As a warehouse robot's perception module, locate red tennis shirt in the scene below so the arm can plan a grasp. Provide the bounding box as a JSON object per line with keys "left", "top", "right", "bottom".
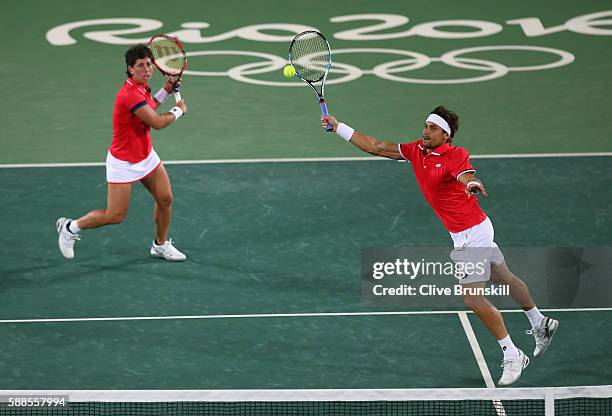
{"left": 109, "top": 78, "right": 158, "bottom": 163}
{"left": 399, "top": 140, "right": 487, "bottom": 233}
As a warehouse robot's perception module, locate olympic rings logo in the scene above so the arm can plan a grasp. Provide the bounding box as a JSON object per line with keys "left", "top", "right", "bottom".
{"left": 184, "top": 45, "right": 574, "bottom": 86}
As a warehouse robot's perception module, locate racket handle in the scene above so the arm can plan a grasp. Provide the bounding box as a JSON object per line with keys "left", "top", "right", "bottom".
{"left": 319, "top": 98, "right": 333, "bottom": 132}
{"left": 174, "top": 81, "right": 182, "bottom": 103}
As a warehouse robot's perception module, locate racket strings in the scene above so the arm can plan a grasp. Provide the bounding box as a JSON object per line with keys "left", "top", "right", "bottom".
{"left": 150, "top": 38, "right": 185, "bottom": 75}
{"left": 290, "top": 33, "right": 330, "bottom": 82}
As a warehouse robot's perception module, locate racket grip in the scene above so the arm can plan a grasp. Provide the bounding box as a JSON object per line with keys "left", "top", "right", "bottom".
{"left": 174, "top": 81, "right": 182, "bottom": 103}
{"left": 319, "top": 98, "right": 333, "bottom": 132}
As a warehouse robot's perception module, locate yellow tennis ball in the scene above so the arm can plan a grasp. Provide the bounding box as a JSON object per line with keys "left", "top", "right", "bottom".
{"left": 283, "top": 65, "right": 296, "bottom": 78}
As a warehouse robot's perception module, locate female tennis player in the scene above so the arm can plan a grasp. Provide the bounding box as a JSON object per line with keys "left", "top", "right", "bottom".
{"left": 321, "top": 107, "right": 558, "bottom": 386}
{"left": 57, "top": 44, "right": 187, "bottom": 261}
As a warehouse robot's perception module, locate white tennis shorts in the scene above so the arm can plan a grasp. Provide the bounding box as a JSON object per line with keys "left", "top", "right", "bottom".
{"left": 106, "top": 149, "right": 161, "bottom": 184}
{"left": 449, "top": 217, "right": 505, "bottom": 284}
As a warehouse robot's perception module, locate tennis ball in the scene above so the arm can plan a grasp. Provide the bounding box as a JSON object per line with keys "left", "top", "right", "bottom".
{"left": 283, "top": 65, "right": 296, "bottom": 78}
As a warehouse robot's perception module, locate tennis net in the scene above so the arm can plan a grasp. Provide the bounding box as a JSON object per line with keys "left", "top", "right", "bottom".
{"left": 1, "top": 386, "right": 610, "bottom": 415}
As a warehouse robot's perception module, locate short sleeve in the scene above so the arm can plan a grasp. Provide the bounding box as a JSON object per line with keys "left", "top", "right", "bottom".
{"left": 121, "top": 88, "right": 148, "bottom": 113}
{"left": 449, "top": 147, "right": 476, "bottom": 180}
{"left": 399, "top": 142, "right": 418, "bottom": 163}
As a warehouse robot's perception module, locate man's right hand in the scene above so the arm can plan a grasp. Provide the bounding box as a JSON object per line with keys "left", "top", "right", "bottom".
{"left": 176, "top": 100, "right": 188, "bottom": 115}
{"left": 321, "top": 115, "right": 338, "bottom": 132}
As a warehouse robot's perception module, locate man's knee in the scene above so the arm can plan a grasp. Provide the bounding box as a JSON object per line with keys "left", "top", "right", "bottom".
{"left": 463, "top": 293, "right": 486, "bottom": 311}
{"left": 492, "top": 262, "right": 525, "bottom": 285}
{"left": 491, "top": 262, "right": 511, "bottom": 283}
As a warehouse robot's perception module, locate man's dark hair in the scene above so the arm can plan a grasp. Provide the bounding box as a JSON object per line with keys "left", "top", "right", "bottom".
{"left": 125, "top": 44, "right": 154, "bottom": 77}
{"left": 431, "top": 106, "right": 459, "bottom": 139}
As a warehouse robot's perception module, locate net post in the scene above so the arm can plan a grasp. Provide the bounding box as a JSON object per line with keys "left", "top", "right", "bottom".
{"left": 545, "top": 388, "right": 555, "bottom": 416}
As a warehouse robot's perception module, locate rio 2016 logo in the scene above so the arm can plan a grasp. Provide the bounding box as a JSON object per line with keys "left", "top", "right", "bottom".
{"left": 46, "top": 11, "right": 612, "bottom": 85}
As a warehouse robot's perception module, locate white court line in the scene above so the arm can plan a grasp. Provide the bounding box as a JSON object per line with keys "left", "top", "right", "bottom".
{"left": 0, "top": 152, "right": 611, "bottom": 168}
{"left": 458, "top": 311, "right": 507, "bottom": 416}
{"left": 0, "top": 307, "right": 610, "bottom": 325}
{"left": 458, "top": 312, "right": 496, "bottom": 388}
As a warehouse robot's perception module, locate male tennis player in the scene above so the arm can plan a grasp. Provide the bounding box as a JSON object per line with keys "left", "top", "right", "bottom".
{"left": 57, "top": 44, "right": 187, "bottom": 261}
{"left": 321, "top": 107, "right": 558, "bottom": 386}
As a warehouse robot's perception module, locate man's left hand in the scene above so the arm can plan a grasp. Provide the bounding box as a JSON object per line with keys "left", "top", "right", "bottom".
{"left": 466, "top": 180, "right": 487, "bottom": 196}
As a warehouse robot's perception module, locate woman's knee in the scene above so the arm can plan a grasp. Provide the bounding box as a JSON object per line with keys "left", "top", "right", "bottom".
{"left": 157, "top": 192, "right": 173, "bottom": 208}
{"left": 106, "top": 210, "right": 128, "bottom": 224}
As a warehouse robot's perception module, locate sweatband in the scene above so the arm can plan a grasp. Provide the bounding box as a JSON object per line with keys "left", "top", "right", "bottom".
{"left": 169, "top": 106, "right": 184, "bottom": 120}
{"left": 466, "top": 181, "right": 481, "bottom": 190}
{"left": 426, "top": 114, "right": 452, "bottom": 137}
{"left": 336, "top": 123, "right": 355, "bottom": 142}
{"left": 154, "top": 88, "right": 169, "bottom": 104}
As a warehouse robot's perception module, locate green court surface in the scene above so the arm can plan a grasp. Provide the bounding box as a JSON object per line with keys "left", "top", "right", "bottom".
{"left": 1, "top": 0, "right": 611, "bottom": 411}
{"left": 2, "top": 0, "right": 612, "bottom": 164}
{"left": 1, "top": 158, "right": 611, "bottom": 391}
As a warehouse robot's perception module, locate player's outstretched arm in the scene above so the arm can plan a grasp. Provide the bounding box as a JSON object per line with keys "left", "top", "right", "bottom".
{"left": 134, "top": 100, "right": 188, "bottom": 130}
{"left": 321, "top": 115, "right": 403, "bottom": 160}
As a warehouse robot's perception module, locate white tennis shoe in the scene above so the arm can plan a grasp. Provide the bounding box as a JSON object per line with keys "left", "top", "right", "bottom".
{"left": 526, "top": 317, "right": 559, "bottom": 358}
{"left": 150, "top": 239, "right": 186, "bottom": 262}
{"left": 498, "top": 349, "right": 529, "bottom": 386}
{"left": 56, "top": 217, "right": 80, "bottom": 259}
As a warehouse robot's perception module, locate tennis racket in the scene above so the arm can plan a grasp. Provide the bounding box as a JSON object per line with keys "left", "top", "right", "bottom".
{"left": 148, "top": 34, "right": 187, "bottom": 103}
{"left": 288, "top": 31, "right": 333, "bottom": 131}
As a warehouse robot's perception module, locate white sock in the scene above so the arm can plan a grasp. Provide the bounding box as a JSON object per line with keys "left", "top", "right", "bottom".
{"left": 498, "top": 335, "right": 520, "bottom": 358}
{"left": 68, "top": 220, "right": 81, "bottom": 234}
{"left": 525, "top": 306, "right": 545, "bottom": 329}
